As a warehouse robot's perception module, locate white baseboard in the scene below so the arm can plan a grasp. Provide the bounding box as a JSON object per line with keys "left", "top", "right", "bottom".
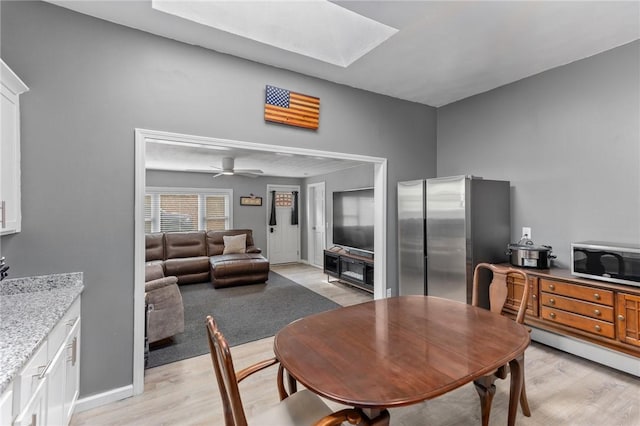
{"left": 74, "top": 385, "right": 133, "bottom": 413}
{"left": 530, "top": 327, "right": 640, "bottom": 377}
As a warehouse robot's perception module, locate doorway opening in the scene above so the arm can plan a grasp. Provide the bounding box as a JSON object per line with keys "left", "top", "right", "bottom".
{"left": 133, "top": 128, "right": 387, "bottom": 394}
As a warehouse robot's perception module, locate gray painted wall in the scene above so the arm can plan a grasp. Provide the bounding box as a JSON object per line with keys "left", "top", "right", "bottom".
{"left": 0, "top": 1, "right": 436, "bottom": 398}
{"left": 146, "top": 170, "right": 302, "bottom": 256}
{"left": 437, "top": 41, "right": 640, "bottom": 266}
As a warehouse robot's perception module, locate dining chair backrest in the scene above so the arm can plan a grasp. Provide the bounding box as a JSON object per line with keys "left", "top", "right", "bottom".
{"left": 471, "top": 263, "right": 530, "bottom": 324}
{"left": 206, "top": 315, "right": 248, "bottom": 426}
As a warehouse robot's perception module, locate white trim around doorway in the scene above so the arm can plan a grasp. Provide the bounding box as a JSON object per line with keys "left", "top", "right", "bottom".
{"left": 306, "top": 181, "right": 326, "bottom": 268}
{"left": 133, "top": 128, "right": 387, "bottom": 397}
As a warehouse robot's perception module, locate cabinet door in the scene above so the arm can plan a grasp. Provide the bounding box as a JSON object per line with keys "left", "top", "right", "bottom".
{"left": 0, "top": 388, "right": 12, "bottom": 426}
{"left": 46, "top": 344, "right": 66, "bottom": 426}
{"left": 13, "top": 379, "right": 46, "bottom": 426}
{"left": 617, "top": 293, "right": 640, "bottom": 347}
{"left": 64, "top": 320, "right": 80, "bottom": 424}
{"left": 0, "top": 60, "right": 28, "bottom": 236}
{"left": 0, "top": 84, "right": 21, "bottom": 235}
{"left": 323, "top": 251, "right": 340, "bottom": 277}
{"left": 505, "top": 275, "right": 538, "bottom": 317}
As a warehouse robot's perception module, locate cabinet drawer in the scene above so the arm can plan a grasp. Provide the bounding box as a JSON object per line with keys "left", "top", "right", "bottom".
{"left": 506, "top": 275, "right": 538, "bottom": 317}
{"left": 539, "top": 279, "right": 613, "bottom": 306}
{"left": 16, "top": 340, "right": 48, "bottom": 414}
{"left": 541, "top": 306, "right": 615, "bottom": 338}
{"left": 540, "top": 293, "right": 614, "bottom": 322}
{"left": 48, "top": 297, "right": 81, "bottom": 360}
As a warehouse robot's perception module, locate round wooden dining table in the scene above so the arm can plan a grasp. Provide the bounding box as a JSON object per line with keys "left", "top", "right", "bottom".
{"left": 273, "top": 295, "right": 531, "bottom": 426}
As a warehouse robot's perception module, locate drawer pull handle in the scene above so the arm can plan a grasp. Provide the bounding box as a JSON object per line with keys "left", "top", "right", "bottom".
{"left": 532, "top": 294, "right": 537, "bottom": 299}
{"left": 33, "top": 365, "right": 47, "bottom": 380}
{"left": 67, "top": 336, "right": 78, "bottom": 366}
{"left": 593, "top": 293, "right": 600, "bottom": 300}
{"left": 594, "top": 309, "right": 601, "bottom": 316}
{"left": 549, "top": 298, "right": 555, "bottom": 305}
{"left": 618, "top": 314, "right": 625, "bottom": 321}
{"left": 548, "top": 284, "right": 555, "bottom": 291}
{"left": 549, "top": 312, "right": 556, "bottom": 319}
{"left": 594, "top": 325, "right": 602, "bottom": 332}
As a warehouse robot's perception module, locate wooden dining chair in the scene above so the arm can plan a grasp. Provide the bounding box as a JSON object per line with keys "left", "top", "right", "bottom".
{"left": 471, "top": 263, "right": 532, "bottom": 426}
{"left": 206, "top": 315, "right": 371, "bottom": 426}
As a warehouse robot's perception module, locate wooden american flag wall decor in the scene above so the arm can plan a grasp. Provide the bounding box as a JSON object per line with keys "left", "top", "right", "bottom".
{"left": 264, "top": 85, "right": 320, "bottom": 130}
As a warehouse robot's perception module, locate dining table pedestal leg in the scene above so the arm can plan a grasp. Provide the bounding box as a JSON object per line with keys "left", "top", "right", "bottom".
{"left": 362, "top": 408, "right": 390, "bottom": 425}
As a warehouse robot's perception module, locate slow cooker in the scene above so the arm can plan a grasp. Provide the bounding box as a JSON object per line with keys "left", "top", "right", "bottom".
{"left": 506, "top": 237, "right": 556, "bottom": 269}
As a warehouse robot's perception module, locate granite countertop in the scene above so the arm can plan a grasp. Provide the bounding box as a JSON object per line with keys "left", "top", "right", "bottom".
{"left": 0, "top": 273, "right": 83, "bottom": 395}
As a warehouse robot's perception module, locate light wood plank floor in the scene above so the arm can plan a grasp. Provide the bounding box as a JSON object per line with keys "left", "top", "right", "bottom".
{"left": 71, "top": 264, "right": 639, "bottom": 426}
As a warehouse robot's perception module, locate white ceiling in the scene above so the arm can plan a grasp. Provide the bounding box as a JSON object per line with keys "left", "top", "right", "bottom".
{"left": 46, "top": 1, "right": 640, "bottom": 107}
{"left": 145, "top": 139, "right": 369, "bottom": 178}
{"left": 46, "top": 0, "right": 640, "bottom": 177}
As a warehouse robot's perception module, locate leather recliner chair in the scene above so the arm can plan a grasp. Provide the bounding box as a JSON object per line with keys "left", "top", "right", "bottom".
{"left": 145, "top": 263, "right": 185, "bottom": 344}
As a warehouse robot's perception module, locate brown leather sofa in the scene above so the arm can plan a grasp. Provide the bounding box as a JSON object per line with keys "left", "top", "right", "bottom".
{"left": 145, "top": 229, "right": 269, "bottom": 288}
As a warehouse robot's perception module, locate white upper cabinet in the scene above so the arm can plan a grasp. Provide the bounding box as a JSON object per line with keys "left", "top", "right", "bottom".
{"left": 1, "top": 59, "right": 29, "bottom": 235}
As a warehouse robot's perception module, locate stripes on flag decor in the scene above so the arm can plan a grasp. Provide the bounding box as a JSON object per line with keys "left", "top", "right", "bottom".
{"left": 264, "top": 85, "right": 320, "bottom": 130}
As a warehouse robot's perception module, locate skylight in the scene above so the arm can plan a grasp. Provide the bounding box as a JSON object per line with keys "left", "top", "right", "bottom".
{"left": 151, "top": 0, "right": 398, "bottom": 67}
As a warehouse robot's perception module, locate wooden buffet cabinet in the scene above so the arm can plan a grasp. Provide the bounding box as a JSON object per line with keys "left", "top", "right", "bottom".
{"left": 503, "top": 267, "right": 640, "bottom": 363}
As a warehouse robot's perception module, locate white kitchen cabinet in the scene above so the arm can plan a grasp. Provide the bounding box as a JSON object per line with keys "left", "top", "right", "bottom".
{"left": 0, "top": 389, "right": 13, "bottom": 425}
{"left": 13, "top": 379, "right": 45, "bottom": 426}
{"left": 7, "top": 297, "right": 81, "bottom": 426}
{"left": 45, "top": 346, "right": 66, "bottom": 426}
{"left": 63, "top": 320, "right": 80, "bottom": 425}
{"left": 0, "top": 59, "right": 29, "bottom": 235}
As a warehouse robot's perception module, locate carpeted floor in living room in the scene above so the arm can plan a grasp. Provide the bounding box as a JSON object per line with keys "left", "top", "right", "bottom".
{"left": 146, "top": 269, "right": 346, "bottom": 368}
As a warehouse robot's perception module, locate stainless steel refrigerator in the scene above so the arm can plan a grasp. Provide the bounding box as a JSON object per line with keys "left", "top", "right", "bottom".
{"left": 398, "top": 176, "right": 510, "bottom": 306}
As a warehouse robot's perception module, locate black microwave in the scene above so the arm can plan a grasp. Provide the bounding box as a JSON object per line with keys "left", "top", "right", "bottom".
{"left": 571, "top": 241, "right": 640, "bottom": 287}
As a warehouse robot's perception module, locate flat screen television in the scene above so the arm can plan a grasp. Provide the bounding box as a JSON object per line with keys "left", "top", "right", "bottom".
{"left": 332, "top": 188, "right": 374, "bottom": 253}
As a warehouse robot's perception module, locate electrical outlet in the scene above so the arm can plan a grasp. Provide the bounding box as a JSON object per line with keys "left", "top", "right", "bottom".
{"left": 386, "top": 288, "right": 392, "bottom": 298}
{"left": 522, "top": 227, "right": 532, "bottom": 239}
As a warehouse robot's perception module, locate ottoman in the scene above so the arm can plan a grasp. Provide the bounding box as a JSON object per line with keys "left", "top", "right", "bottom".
{"left": 209, "top": 253, "right": 270, "bottom": 288}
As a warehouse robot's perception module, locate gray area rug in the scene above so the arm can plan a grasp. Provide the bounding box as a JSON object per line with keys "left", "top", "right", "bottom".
{"left": 146, "top": 271, "right": 341, "bottom": 368}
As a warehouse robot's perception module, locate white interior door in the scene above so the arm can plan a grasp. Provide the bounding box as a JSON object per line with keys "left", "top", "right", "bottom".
{"left": 307, "top": 182, "right": 326, "bottom": 267}
{"left": 267, "top": 185, "right": 300, "bottom": 264}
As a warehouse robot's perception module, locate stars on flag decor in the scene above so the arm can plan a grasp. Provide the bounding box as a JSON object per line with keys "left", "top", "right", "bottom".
{"left": 264, "top": 85, "right": 320, "bottom": 130}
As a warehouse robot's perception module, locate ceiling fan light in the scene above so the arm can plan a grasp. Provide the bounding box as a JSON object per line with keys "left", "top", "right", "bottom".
{"left": 222, "top": 171, "right": 234, "bottom": 175}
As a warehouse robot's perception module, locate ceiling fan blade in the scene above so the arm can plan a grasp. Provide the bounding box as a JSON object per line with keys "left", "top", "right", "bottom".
{"left": 234, "top": 172, "right": 259, "bottom": 178}
{"left": 211, "top": 173, "right": 224, "bottom": 178}
{"left": 233, "top": 169, "right": 263, "bottom": 174}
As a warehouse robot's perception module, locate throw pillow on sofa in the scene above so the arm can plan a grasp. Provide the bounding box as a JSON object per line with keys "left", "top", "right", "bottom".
{"left": 223, "top": 234, "right": 246, "bottom": 254}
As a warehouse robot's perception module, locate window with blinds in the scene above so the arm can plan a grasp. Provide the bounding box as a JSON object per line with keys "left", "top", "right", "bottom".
{"left": 145, "top": 187, "right": 232, "bottom": 233}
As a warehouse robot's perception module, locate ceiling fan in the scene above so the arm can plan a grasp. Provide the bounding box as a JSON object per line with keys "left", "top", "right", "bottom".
{"left": 211, "top": 157, "right": 263, "bottom": 178}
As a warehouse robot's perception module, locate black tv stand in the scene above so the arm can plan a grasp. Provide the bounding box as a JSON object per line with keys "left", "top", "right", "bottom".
{"left": 323, "top": 249, "right": 374, "bottom": 293}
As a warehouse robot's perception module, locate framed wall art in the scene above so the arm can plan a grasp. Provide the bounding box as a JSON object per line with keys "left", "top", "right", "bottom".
{"left": 240, "top": 196, "right": 263, "bottom": 206}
